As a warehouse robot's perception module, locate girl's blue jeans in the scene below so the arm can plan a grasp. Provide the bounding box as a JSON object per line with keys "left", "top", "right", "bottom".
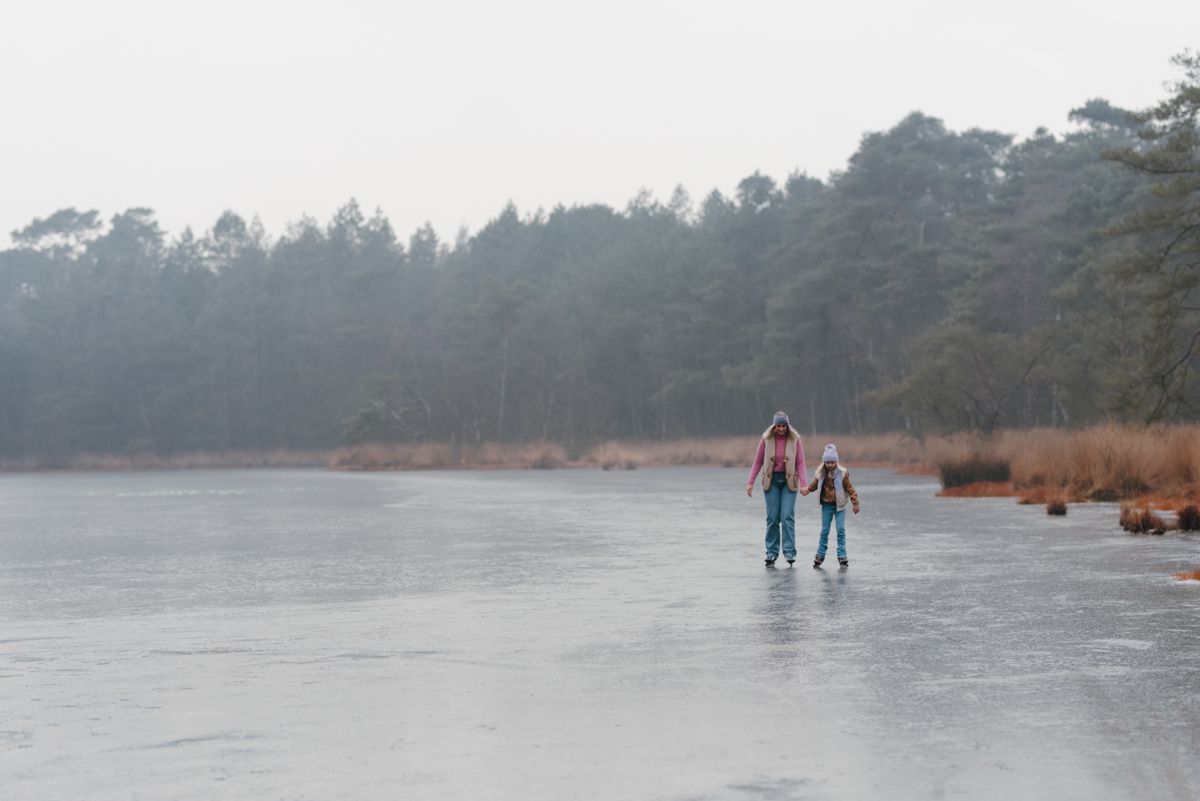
{"left": 816, "top": 502, "right": 847, "bottom": 560}
{"left": 763, "top": 472, "right": 797, "bottom": 559}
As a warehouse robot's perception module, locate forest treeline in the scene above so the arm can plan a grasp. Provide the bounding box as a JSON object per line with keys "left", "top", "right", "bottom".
{"left": 1, "top": 55, "right": 1198, "bottom": 462}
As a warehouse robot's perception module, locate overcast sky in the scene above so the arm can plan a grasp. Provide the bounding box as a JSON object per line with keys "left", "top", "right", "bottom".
{"left": 1, "top": 0, "right": 1196, "bottom": 247}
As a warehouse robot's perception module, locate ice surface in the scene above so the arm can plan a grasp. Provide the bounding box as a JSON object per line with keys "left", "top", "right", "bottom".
{"left": 1, "top": 467, "right": 1198, "bottom": 800}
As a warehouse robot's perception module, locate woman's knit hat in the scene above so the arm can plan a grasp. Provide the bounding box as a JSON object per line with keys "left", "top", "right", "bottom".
{"left": 772, "top": 411, "right": 789, "bottom": 426}
{"left": 822, "top": 443, "right": 839, "bottom": 462}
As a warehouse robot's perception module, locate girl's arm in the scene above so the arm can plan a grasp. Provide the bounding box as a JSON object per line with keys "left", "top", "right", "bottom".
{"left": 843, "top": 471, "right": 861, "bottom": 512}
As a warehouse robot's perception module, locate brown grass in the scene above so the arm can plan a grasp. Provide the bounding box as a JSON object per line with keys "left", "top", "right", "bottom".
{"left": 914, "top": 424, "right": 1200, "bottom": 510}
{"left": 1046, "top": 499, "right": 1068, "bottom": 516}
{"left": 1018, "top": 487, "right": 1052, "bottom": 505}
{"left": 1122, "top": 494, "right": 1197, "bottom": 511}
{"left": 581, "top": 437, "right": 748, "bottom": 468}
{"left": 1174, "top": 569, "right": 1200, "bottom": 581}
{"left": 587, "top": 441, "right": 642, "bottom": 470}
{"left": 1001, "top": 424, "right": 1200, "bottom": 502}
{"left": 10, "top": 424, "right": 1200, "bottom": 505}
{"left": 1177, "top": 505, "right": 1200, "bottom": 531}
{"left": 579, "top": 433, "right": 934, "bottom": 471}
{"left": 0, "top": 449, "right": 331, "bottom": 472}
{"left": 729, "top": 424, "right": 1200, "bottom": 508}
{"left": 919, "top": 424, "right": 1200, "bottom": 530}
{"left": 329, "top": 441, "right": 567, "bottom": 471}
{"left": 1119, "top": 503, "right": 1168, "bottom": 533}
{"left": 326, "top": 432, "right": 934, "bottom": 473}
{"left": 937, "top": 482, "right": 1015, "bottom": 498}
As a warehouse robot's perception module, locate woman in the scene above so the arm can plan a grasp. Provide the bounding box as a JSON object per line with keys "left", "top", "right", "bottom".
{"left": 745, "top": 411, "right": 806, "bottom": 566}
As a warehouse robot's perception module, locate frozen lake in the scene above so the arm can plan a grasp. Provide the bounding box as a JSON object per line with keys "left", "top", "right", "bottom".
{"left": 2, "top": 466, "right": 1198, "bottom": 800}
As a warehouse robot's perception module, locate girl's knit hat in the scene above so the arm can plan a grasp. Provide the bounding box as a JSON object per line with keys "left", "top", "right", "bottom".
{"left": 772, "top": 411, "right": 789, "bottom": 426}
{"left": 822, "top": 443, "right": 839, "bottom": 462}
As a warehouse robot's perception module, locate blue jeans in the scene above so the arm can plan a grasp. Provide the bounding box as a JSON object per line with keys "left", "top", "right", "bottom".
{"left": 816, "top": 503, "right": 847, "bottom": 560}
{"left": 763, "top": 473, "right": 797, "bottom": 559}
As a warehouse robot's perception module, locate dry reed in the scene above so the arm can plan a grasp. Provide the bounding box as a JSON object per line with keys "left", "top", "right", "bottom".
{"left": 1119, "top": 503, "right": 1168, "bottom": 533}
{"left": 8, "top": 425, "right": 1200, "bottom": 510}
{"left": 1176, "top": 505, "right": 1200, "bottom": 531}
{"left": 1004, "top": 424, "right": 1200, "bottom": 501}
{"left": 580, "top": 437, "right": 743, "bottom": 469}
{"left": 0, "top": 449, "right": 331, "bottom": 472}
{"left": 579, "top": 433, "right": 930, "bottom": 471}
{"left": 329, "top": 441, "right": 568, "bottom": 471}
{"left": 938, "top": 482, "right": 1016, "bottom": 498}
{"left": 938, "top": 458, "right": 1010, "bottom": 488}
{"left": 1017, "top": 487, "right": 1060, "bottom": 505}
{"left": 912, "top": 424, "right": 1200, "bottom": 512}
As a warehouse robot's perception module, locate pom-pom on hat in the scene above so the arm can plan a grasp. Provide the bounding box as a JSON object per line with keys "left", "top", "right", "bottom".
{"left": 772, "top": 412, "right": 789, "bottom": 426}
{"left": 822, "top": 443, "right": 839, "bottom": 463}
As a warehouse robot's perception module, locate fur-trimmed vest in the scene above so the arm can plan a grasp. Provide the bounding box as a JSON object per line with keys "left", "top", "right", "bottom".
{"left": 814, "top": 463, "right": 850, "bottom": 510}
{"left": 760, "top": 426, "right": 802, "bottom": 492}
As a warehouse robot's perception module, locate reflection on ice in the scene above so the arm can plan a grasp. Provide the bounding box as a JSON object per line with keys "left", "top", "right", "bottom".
{"left": 0, "top": 467, "right": 1198, "bottom": 800}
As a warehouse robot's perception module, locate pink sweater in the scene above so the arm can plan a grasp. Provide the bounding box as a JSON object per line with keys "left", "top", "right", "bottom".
{"left": 747, "top": 436, "right": 807, "bottom": 486}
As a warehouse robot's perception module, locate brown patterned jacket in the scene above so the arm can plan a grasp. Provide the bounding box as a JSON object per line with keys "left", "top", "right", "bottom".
{"left": 805, "top": 465, "right": 860, "bottom": 510}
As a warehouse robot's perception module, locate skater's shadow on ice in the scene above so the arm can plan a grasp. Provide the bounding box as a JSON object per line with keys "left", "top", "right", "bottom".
{"left": 728, "top": 775, "right": 813, "bottom": 801}
{"left": 754, "top": 570, "right": 805, "bottom": 659}
{"left": 819, "top": 568, "right": 848, "bottom": 612}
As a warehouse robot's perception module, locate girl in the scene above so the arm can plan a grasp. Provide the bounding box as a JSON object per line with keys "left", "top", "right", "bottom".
{"left": 803, "top": 443, "right": 860, "bottom": 567}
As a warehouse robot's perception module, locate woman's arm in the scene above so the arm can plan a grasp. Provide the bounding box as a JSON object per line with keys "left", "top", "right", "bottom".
{"left": 795, "top": 437, "right": 807, "bottom": 489}
{"left": 746, "top": 439, "right": 766, "bottom": 494}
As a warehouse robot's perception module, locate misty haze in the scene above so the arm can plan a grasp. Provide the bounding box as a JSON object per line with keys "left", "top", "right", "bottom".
{"left": 2, "top": 3, "right": 1199, "bottom": 800}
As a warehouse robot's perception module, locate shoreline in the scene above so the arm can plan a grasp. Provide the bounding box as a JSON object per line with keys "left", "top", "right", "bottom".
{"left": 5, "top": 430, "right": 1198, "bottom": 539}
{"left": 5, "top": 426, "right": 1197, "bottom": 509}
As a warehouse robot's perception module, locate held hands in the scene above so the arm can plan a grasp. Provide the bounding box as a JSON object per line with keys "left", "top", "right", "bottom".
{"left": 799, "top": 488, "right": 810, "bottom": 496}
{"left": 746, "top": 485, "right": 753, "bottom": 497}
